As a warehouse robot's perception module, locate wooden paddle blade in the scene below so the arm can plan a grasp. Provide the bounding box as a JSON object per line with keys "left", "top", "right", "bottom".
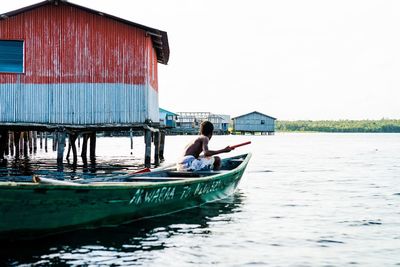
{"left": 230, "top": 141, "right": 251, "bottom": 149}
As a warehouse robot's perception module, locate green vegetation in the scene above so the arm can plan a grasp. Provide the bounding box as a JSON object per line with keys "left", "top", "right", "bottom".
{"left": 276, "top": 119, "right": 400, "bottom": 133}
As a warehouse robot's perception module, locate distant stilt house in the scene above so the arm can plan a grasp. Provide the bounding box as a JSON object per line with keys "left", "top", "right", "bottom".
{"left": 232, "top": 111, "right": 276, "bottom": 135}
{"left": 218, "top": 115, "right": 231, "bottom": 134}
{"left": 159, "top": 108, "right": 178, "bottom": 128}
{"left": 0, "top": 0, "right": 170, "bottom": 166}
{"left": 175, "top": 112, "right": 229, "bottom": 135}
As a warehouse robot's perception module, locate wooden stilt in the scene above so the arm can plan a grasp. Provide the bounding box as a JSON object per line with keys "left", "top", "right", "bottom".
{"left": 66, "top": 139, "right": 72, "bottom": 160}
{"left": 66, "top": 133, "right": 78, "bottom": 164}
{"left": 71, "top": 134, "right": 78, "bottom": 164}
{"left": 89, "top": 131, "right": 96, "bottom": 159}
{"left": 154, "top": 131, "right": 160, "bottom": 166}
{"left": 33, "top": 131, "right": 37, "bottom": 153}
{"left": 52, "top": 132, "right": 57, "bottom": 152}
{"left": 130, "top": 128, "right": 133, "bottom": 149}
{"left": 26, "top": 131, "right": 33, "bottom": 154}
{"left": 144, "top": 129, "right": 151, "bottom": 168}
{"left": 44, "top": 132, "right": 48, "bottom": 152}
{"left": 0, "top": 130, "right": 7, "bottom": 159}
{"left": 159, "top": 130, "right": 165, "bottom": 162}
{"left": 57, "top": 131, "right": 66, "bottom": 167}
{"left": 81, "top": 133, "right": 89, "bottom": 158}
{"left": 39, "top": 132, "right": 43, "bottom": 149}
{"left": 28, "top": 131, "right": 33, "bottom": 154}
{"left": 9, "top": 132, "right": 14, "bottom": 156}
{"left": 14, "top": 132, "right": 20, "bottom": 158}
{"left": 77, "top": 134, "right": 81, "bottom": 148}
{"left": 19, "top": 132, "right": 24, "bottom": 155}
{"left": 4, "top": 130, "right": 9, "bottom": 156}
{"left": 23, "top": 132, "right": 28, "bottom": 157}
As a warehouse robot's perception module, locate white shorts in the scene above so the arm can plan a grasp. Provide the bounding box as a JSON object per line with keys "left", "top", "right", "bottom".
{"left": 177, "top": 155, "right": 215, "bottom": 171}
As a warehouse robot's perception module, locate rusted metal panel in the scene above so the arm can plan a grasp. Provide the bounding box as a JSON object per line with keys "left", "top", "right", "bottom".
{"left": 0, "top": 4, "right": 150, "bottom": 85}
{"left": 0, "top": 2, "right": 163, "bottom": 125}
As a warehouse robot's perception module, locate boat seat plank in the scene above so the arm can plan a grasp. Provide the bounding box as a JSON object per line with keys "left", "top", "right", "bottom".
{"left": 165, "top": 170, "right": 229, "bottom": 178}
{"left": 166, "top": 171, "right": 201, "bottom": 178}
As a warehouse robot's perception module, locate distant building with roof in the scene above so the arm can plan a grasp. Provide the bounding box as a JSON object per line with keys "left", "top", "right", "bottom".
{"left": 159, "top": 108, "right": 178, "bottom": 128}
{"left": 232, "top": 111, "right": 276, "bottom": 135}
{"left": 175, "top": 112, "right": 229, "bottom": 135}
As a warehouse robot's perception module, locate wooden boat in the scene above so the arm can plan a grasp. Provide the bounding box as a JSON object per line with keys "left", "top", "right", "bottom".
{"left": 0, "top": 153, "right": 251, "bottom": 240}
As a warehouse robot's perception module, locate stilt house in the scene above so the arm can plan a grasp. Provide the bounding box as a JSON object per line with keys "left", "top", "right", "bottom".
{"left": 232, "top": 111, "right": 276, "bottom": 135}
{"left": 0, "top": 0, "right": 169, "bottom": 128}
{"left": 0, "top": 0, "right": 170, "bottom": 166}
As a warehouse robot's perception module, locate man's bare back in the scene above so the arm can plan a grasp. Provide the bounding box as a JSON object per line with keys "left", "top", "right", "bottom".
{"left": 183, "top": 135, "right": 209, "bottom": 158}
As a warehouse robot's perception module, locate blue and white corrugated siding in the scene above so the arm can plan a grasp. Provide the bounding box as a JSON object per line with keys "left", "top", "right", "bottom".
{"left": 0, "top": 83, "right": 160, "bottom": 125}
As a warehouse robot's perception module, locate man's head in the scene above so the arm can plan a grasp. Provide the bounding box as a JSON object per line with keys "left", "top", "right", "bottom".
{"left": 200, "top": 120, "right": 214, "bottom": 138}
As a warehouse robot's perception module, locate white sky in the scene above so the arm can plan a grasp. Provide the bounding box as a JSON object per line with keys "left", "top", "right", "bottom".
{"left": 1, "top": 0, "right": 400, "bottom": 120}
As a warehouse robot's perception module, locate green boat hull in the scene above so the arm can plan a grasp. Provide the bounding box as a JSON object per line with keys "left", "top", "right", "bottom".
{"left": 0, "top": 153, "right": 251, "bottom": 240}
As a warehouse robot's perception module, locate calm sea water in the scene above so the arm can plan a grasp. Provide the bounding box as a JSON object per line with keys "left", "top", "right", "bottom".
{"left": 1, "top": 133, "right": 400, "bottom": 266}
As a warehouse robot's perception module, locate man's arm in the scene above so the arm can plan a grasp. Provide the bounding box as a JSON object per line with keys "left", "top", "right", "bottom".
{"left": 202, "top": 137, "right": 233, "bottom": 157}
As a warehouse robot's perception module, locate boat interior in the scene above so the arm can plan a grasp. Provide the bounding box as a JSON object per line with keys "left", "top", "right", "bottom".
{"left": 116, "top": 155, "right": 246, "bottom": 182}
{"left": 6, "top": 154, "right": 248, "bottom": 185}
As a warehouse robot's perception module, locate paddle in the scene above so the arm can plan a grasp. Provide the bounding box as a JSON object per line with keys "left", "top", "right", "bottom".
{"left": 32, "top": 175, "right": 80, "bottom": 186}
{"left": 229, "top": 141, "right": 251, "bottom": 149}
{"left": 128, "top": 163, "right": 175, "bottom": 175}
{"left": 130, "top": 168, "right": 151, "bottom": 174}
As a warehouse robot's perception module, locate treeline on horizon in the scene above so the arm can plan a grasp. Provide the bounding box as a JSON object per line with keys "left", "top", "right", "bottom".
{"left": 276, "top": 119, "right": 400, "bottom": 133}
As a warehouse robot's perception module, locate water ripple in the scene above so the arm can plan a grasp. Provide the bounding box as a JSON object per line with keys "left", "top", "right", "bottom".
{"left": 1, "top": 134, "right": 400, "bottom": 266}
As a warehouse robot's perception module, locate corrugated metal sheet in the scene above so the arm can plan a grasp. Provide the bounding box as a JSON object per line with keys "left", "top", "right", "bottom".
{"left": 0, "top": 83, "right": 160, "bottom": 124}
{"left": 0, "top": 2, "right": 161, "bottom": 125}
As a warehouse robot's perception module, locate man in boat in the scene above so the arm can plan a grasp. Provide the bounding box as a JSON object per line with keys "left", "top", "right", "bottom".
{"left": 177, "top": 121, "right": 233, "bottom": 171}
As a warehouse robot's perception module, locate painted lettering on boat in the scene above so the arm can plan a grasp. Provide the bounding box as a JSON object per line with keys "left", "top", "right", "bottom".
{"left": 180, "top": 180, "right": 224, "bottom": 200}
{"left": 129, "top": 187, "right": 175, "bottom": 205}
{"left": 193, "top": 180, "right": 223, "bottom": 196}
{"left": 129, "top": 180, "right": 226, "bottom": 205}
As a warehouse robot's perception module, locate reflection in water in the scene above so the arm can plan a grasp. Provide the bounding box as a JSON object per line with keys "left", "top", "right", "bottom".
{"left": 0, "top": 192, "right": 245, "bottom": 266}
{"left": 0, "top": 155, "right": 139, "bottom": 182}
{"left": 0, "top": 157, "right": 35, "bottom": 181}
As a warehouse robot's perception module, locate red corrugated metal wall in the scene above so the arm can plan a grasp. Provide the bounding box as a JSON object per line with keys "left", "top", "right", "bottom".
{"left": 0, "top": 3, "right": 158, "bottom": 91}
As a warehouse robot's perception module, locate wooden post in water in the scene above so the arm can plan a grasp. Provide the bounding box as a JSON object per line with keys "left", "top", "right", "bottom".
{"left": 89, "top": 131, "right": 96, "bottom": 159}
{"left": 159, "top": 130, "right": 165, "bottom": 162}
{"left": 81, "top": 133, "right": 89, "bottom": 158}
{"left": 57, "top": 131, "right": 66, "bottom": 167}
{"left": 130, "top": 128, "right": 133, "bottom": 150}
{"left": 33, "top": 131, "right": 37, "bottom": 153}
{"left": 0, "top": 130, "right": 7, "bottom": 159}
{"left": 39, "top": 132, "right": 43, "bottom": 149}
{"left": 144, "top": 129, "right": 151, "bottom": 168}
{"left": 23, "top": 131, "right": 29, "bottom": 157}
{"left": 14, "top": 132, "right": 20, "bottom": 158}
{"left": 19, "top": 132, "right": 24, "bottom": 156}
{"left": 28, "top": 131, "right": 33, "bottom": 154}
{"left": 66, "top": 133, "right": 78, "bottom": 164}
{"left": 8, "top": 132, "right": 14, "bottom": 156}
{"left": 4, "top": 130, "right": 9, "bottom": 156}
{"left": 66, "top": 136, "right": 72, "bottom": 160}
{"left": 44, "top": 132, "right": 48, "bottom": 152}
{"left": 52, "top": 132, "right": 57, "bottom": 151}
{"left": 153, "top": 131, "right": 160, "bottom": 166}
{"left": 71, "top": 134, "right": 78, "bottom": 164}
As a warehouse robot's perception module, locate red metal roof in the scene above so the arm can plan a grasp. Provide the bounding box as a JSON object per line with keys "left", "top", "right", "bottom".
{"left": 0, "top": 0, "right": 169, "bottom": 65}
